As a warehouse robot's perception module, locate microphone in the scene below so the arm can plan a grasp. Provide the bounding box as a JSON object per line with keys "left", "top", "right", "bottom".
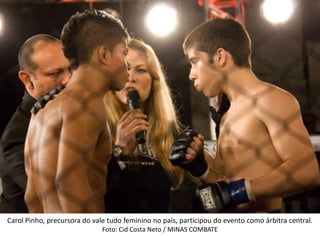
{"left": 127, "top": 89, "right": 146, "bottom": 144}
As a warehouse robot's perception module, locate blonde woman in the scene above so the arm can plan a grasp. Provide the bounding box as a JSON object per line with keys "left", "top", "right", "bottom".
{"left": 104, "top": 39, "right": 185, "bottom": 212}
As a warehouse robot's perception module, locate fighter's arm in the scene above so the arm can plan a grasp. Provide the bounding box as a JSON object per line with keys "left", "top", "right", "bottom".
{"left": 169, "top": 130, "right": 251, "bottom": 213}
{"left": 251, "top": 90, "right": 320, "bottom": 198}
{"left": 56, "top": 110, "right": 105, "bottom": 212}
{"left": 169, "top": 129, "right": 223, "bottom": 182}
{"left": 187, "top": 135, "right": 223, "bottom": 183}
{"left": 24, "top": 134, "right": 31, "bottom": 182}
{"left": 24, "top": 122, "right": 44, "bottom": 213}
{"left": 202, "top": 149, "right": 224, "bottom": 184}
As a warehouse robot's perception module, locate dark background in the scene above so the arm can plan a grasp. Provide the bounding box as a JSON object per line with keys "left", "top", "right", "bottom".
{"left": 0, "top": 0, "right": 320, "bottom": 136}
{"left": 0, "top": 0, "right": 204, "bottom": 134}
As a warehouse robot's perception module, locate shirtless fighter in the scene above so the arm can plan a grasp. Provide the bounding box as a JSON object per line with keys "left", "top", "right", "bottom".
{"left": 24, "top": 9, "right": 129, "bottom": 212}
{"left": 170, "top": 18, "right": 320, "bottom": 212}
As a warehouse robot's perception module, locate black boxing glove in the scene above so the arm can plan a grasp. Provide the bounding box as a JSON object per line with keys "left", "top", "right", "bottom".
{"left": 196, "top": 179, "right": 255, "bottom": 212}
{"left": 169, "top": 129, "right": 209, "bottom": 179}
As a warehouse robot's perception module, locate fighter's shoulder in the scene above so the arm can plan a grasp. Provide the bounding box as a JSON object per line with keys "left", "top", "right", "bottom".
{"left": 56, "top": 88, "right": 83, "bottom": 108}
{"left": 256, "top": 83, "right": 301, "bottom": 122}
{"left": 259, "top": 83, "right": 299, "bottom": 106}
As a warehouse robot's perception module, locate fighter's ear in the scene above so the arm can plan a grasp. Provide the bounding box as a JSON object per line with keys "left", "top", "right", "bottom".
{"left": 215, "top": 48, "right": 227, "bottom": 66}
{"left": 98, "top": 45, "right": 112, "bottom": 66}
{"left": 19, "top": 70, "right": 34, "bottom": 91}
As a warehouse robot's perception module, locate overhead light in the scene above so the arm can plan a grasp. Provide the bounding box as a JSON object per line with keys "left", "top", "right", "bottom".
{"left": 144, "top": 3, "right": 178, "bottom": 38}
{"left": 261, "top": 0, "right": 295, "bottom": 24}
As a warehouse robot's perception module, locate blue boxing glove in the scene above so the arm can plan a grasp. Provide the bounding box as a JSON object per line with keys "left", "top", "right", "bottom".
{"left": 169, "top": 129, "right": 209, "bottom": 179}
{"left": 196, "top": 179, "right": 255, "bottom": 212}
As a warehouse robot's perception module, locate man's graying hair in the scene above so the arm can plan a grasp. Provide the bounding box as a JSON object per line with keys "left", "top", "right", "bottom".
{"left": 61, "top": 9, "right": 130, "bottom": 70}
{"left": 18, "top": 34, "right": 61, "bottom": 71}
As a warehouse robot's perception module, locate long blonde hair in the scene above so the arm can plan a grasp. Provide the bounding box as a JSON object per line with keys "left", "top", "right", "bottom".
{"left": 104, "top": 39, "right": 184, "bottom": 188}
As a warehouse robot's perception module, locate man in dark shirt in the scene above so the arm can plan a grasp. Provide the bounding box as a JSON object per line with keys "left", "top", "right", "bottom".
{"left": 0, "top": 34, "right": 71, "bottom": 212}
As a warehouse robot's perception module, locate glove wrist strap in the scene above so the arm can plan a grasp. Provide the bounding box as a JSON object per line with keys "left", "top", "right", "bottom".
{"left": 198, "top": 167, "right": 210, "bottom": 181}
{"left": 228, "top": 178, "right": 255, "bottom": 205}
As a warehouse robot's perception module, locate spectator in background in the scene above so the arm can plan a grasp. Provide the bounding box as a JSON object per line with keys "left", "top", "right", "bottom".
{"left": 0, "top": 34, "right": 71, "bottom": 212}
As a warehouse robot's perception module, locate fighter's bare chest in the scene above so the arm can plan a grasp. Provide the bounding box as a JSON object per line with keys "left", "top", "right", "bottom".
{"left": 217, "top": 108, "right": 265, "bottom": 154}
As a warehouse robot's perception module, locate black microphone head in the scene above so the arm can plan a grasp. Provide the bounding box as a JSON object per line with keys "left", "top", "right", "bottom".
{"left": 127, "top": 89, "right": 141, "bottom": 109}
